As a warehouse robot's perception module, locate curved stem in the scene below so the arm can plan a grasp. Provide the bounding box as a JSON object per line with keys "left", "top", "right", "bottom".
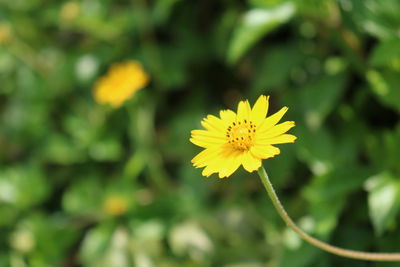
{"left": 257, "top": 166, "right": 400, "bottom": 261}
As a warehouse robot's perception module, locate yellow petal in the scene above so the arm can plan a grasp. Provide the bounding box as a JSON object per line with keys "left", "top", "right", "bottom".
{"left": 257, "top": 121, "right": 295, "bottom": 137}
{"left": 196, "top": 145, "right": 244, "bottom": 178}
{"left": 199, "top": 145, "right": 234, "bottom": 177}
{"left": 202, "top": 165, "right": 216, "bottom": 177}
{"left": 241, "top": 151, "right": 261, "bottom": 172}
{"left": 250, "top": 145, "right": 280, "bottom": 159}
{"left": 190, "top": 130, "right": 226, "bottom": 148}
{"left": 218, "top": 145, "right": 243, "bottom": 177}
{"left": 191, "top": 129, "right": 225, "bottom": 139}
{"left": 201, "top": 157, "right": 224, "bottom": 177}
{"left": 218, "top": 153, "right": 243, "bottom": 178}
{"left": 256, "top": 134, "right": 297, "bottom": 145}
{"left": 191, "top": 147, "right": 222, "bottom": 167}
{"left": 190, "top": 137, "right": 223, "bottom": 148}
{"left": 258, "top": 106, "right": 288, "bottom": 132}
{"left": 250, "top": 95, "right": 269, "bottom": 125}
{"left": 201, "top": 115, "right": 227, "bottom": 133}
{"left": 219, "top": 109, "right": 236, "bottom": 124}
{"left": 237, "top": 100, "right": 251, "bottom": 122}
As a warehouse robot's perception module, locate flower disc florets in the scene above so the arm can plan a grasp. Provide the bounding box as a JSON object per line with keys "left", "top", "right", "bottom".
{"left": 227, "top": 120, "right": 256, "bottom": 150}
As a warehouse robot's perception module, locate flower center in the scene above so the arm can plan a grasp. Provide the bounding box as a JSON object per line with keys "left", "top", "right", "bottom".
{"left": 226, "top": 119, "right": 256, "bottom": 150}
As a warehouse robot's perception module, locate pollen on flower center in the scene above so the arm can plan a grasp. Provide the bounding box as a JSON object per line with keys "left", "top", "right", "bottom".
{"left": 226, "top": 119, "right": 256, "bottom": 150}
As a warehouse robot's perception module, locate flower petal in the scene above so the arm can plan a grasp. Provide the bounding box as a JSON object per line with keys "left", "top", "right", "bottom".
{"left": 202, "top": 164, "right": 217, "bottom": 177}
{"left": 241, "top": 151, "right": 262, "bottom": 172}
{"left": 191, "top": 129, "right": 225, "bottom": 139}
{"left": 218, "top": 153, "right": 243, "bottom": 178}
{"left": 195, "top": 145, "right": 242, "bottom": 178}
{"left": 237, "top": 100, "right": 251, "bottom": 122}
{"left": 256, "top": 134, "right": 297, "bottom": 145}
{"left": 190, "top": 137, "right": 223, "bottom": 148}
{"left": 191, "top": 147, "right": 222, "bottom": 168}
{"left": 201, "top": 157, "right": 224, "bottom": 177}
{"left": 250, "top": 145, "right": 280, "bottom": 159}
{"left": 250, "top": 95, "right": 269, "bottom": 125}
{"left": 258, "top": 106, "right": 288, "bottom": 132}
{"left": 257, "top": 121, "right": 295, "bottom": 137}
{"left": 190, "top": 130, "right": 226, "bottom": 148}
{"left": 219, "top": 109, "right": 236, "bottom": 125}
{"left": 201, "top": 115, "right": 227, "bottom": 133}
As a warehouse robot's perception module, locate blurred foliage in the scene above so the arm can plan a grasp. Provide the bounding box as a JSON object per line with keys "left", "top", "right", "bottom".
{"left": 0, "top": 0, "right": 400, "bottom": 266}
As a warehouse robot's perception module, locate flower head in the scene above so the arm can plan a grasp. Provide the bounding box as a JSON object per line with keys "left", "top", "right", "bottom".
{"left": 190, "top": 95, "right": 296, "bottom": 178}
{"left": 60, "top": 1, "right": 80, "bottom": 22}
{"left": 93, "top": 60, "right": 149, "bottom": 108}
{"left": 0, "top": 23, "right": 12, "bottom": 45}
{"left": 102, "top": 195, "right": 129, "bottom": 216}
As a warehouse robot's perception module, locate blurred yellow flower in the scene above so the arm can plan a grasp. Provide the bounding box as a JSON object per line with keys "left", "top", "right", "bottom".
{"left": 93, "top": 61, "right": 149, "bottom": 108}
{"left": 60, "top": 1, "right": 80, "bottom": 22}
{"left": 0, "top": 23, "right": 12, "bottom": 45}
{"left": 190, "top": 95, "right": 296, "bottom": 178}
{"left": 102, "top": 195, "right": 128, "bottom": 216}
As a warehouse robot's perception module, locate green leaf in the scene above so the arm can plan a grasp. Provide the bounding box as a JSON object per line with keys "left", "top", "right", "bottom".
{"left": 299, "top": 73, "right": 347, "bottom": 129}
{"left": 294, "top": 0, "right": 336, "bottom": 18}
{"left": 295, "top": 125, "right": 335, "bottom": 174}
{"left": 0, "top": 204, "right": 19, "bottom": 226}
{"left": 227, "top": 2, "right": 295, "bottom": 63}
{"left": 0, "top": 165, "right": 50, "bottom": 210}
{"left": 251, "top": 44, "right": 305, "bottom": 95}
{"left": 88, "top": 137, "right": 123, "bottom": 161}
{"left": 365, "top": 172, "right": 400, "bottom": 236}
{"left": 304, "top": 168, "right": 368, "bottom": 204}
{"left": 280, "top": 241, "right": 322, "bottom": 267}
{"left": 366, "top": 69, "right": 400, "bottom": 111}
{"left": 351, "top": 0, "right": 400, "bottom": 40}
{"left": 41, "top": 134, "right": 86, "bottom": 164}
{"left": 13, "top": 213, "right": 79, "bottom": 267}
{"left": 152, "top": 0, "right": 181, "bottom": 25}
{"left": 79, "top": 222, "right": 116, "bottom": 265}
{"left": 249, "top": 0, "right": 289, "bottom": 8}
{"left": 62, "top": 177, "right": 103, "bottom": 216}
{"left": 303, "top": 167, "right": 370, "bottom": 237}
{"left": 370, "top": 38, "right": 400, "bottom": 68}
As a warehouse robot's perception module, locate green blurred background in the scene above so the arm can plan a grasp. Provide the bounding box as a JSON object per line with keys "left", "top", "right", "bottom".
{"left": 1, "top": 0, "right": 400, "bottom": 266}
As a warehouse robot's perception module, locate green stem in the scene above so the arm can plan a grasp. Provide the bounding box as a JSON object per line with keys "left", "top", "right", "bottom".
{"left": 257, "top": 166, "right": 400, "bottom": 261}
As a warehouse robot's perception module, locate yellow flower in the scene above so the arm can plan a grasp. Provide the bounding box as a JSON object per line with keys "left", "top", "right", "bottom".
{"left": 0, "top": 23, "right": 12, "bottom": 45}
{"left": 190, "top": 95, "right": 296, "bottom": 178}
{"left": 60, "top": 2, "right": 80, "bottom": 22}
{"left": 102, "top": 195, "right": 128, "bottom": 216}
{"left": 93, "top": 61, "right": 149, "bottom": 108}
